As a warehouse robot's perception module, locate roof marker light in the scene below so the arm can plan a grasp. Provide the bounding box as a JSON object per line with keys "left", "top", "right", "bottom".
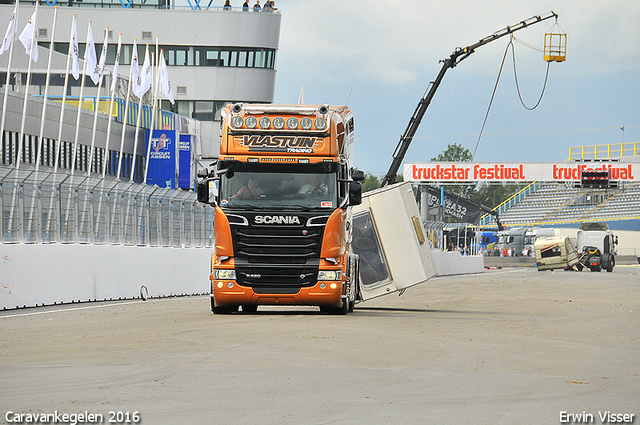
{"left": 300, "top": 117, "right": 313, "bottom": 130}
{"left": 273, "top": 117, "right": 285, "bottom": 130}
{"left": 259, "top": 116, "right": 271, "bottom": 129}
{"left": 287, "top": 117, "right": 299, "bottom": 129}
{"left": 245, "top": 116, "right": 257, "bottom": 129}
{"left": 231, "top": 116, "right": 244, "bottom": 129}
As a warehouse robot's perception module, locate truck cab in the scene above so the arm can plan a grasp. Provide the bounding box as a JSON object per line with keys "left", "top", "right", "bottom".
{"left": 577, "top": 222, "right": 617, "bottom": 272}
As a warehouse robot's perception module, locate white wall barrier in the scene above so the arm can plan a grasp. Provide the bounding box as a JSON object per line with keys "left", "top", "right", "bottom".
{"left": 1, "top": 244, "right": 212, "bottom": 310}
{"left": 431, "top": 251, "right": 484, "bottom": 276}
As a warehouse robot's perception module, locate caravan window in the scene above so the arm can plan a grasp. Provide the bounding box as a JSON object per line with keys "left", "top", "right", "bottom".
{"left": 540, "top": 245, "right": 561, "bottom": 258}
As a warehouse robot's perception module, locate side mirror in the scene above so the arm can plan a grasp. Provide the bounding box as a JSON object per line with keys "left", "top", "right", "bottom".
{"left": 351, "top": 169, "right": 365, "bottom": 182}
{"left": 196, "top": 178, "right": 210, "bottom": 204}
{"left": 348, "top": 180, "right": 362, "bottom": 206}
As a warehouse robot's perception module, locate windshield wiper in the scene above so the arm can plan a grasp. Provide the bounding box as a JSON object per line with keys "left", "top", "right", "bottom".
{"left": 286, "top": 205, "right": 314, "bottom": 211}
{"left": 226, "top": 203, "right": 265, "bottom": 210}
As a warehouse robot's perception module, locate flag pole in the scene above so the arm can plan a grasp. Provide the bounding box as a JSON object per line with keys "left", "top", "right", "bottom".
{"left": 129, "top": 43, "right": 150, "bottom": 182}
{"left": 35, "top": 5, "right": 57, "bottom": 171}
{"left": 102, "top": 32, "right": 121, "bottom": 179}
{"left": 71, "top": 20, "right": 93, "bottom": 175}
{"left": 144, "top": 47, "right": 161, "bottom": 185}
{"left": 87, "top": 25, "right": 108, "bottom": 176}
{"left": 16, "top": 0, "right": 38, "bottom": 170}
{"left": 54, "top": 14, "right": 79, "bottom": 174}
{"left": 0, "top": 0, "right": 19, "bottom": 164}
{"left": 117, "top": 38, "right": 138, "bottom": 180}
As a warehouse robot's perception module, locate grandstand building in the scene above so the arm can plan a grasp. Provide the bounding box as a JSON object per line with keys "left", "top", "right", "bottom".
{"left": 477, "top": 146, "right": 640, "bottom": 231}
{"left": 0, "top": 0, "right": 281, "bottom": 172}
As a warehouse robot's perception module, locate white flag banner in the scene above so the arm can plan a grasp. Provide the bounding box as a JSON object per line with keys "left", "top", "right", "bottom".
{"left": 18, "top": 7, "right": 37, "bottom": 62}
{"left": 134, "top": 44, "right": 151, "bottom": 98}
{"left": 95, "top": 27, "right": 108, "bottom": 85}
{"left": 110, "top": 33, "right": 122, "bottom": 93}
{"left": 158, "top": 50, "right": 174, "bottom": 104}
{"left": 130, "top": 38, "right": 140, "bottom": 98}
{"left": 85, "top": 24, "right": 98, "bottom": 84}
{"left": 0, "top": 1, "right": 18, "bottom": 56}
{"left": 70, "top": 16, "right": 80, "bottom": 80}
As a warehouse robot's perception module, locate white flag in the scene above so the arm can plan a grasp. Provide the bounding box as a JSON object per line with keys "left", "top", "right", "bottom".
{"left": 134, "top": 44, "right": 151, "bottom": 98}
{"left": 0, "top": 1, "right": 18, "bottom": 56}
{"left": 70, "top": 16, "right": 80, "bottom": 80}
{"left": 95, "top": 27, "right": 109, "bottom": 85}
{"left": 85, "top": 24, "right": 98, "bottom": 84}
{"left": 158, "top": 50, "right": 174, "bottom": 104}
{"left": 110, "top": 33, "right": 122, "bottom": 93}
{"left": 18, "top": 6, "right": 37, "bottom": 62}
{"left": 130, "top": 38, "right": 140, "bottom": 97}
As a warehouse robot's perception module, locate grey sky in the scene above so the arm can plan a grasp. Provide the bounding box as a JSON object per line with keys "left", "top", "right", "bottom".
{"left": 273, "top": 0, "right": 640, "bottom": 175}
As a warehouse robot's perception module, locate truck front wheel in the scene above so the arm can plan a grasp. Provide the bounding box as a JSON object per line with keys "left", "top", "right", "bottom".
{"left": 606, "top": 256, "right": 614, "bottom": 272}
{"left": 211, "top": 296, "right": 238, "bottom": 314}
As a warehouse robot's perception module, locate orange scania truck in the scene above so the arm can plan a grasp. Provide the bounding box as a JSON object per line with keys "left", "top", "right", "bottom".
{"left": 196, "top": 103, "right": 365, "bottom": 314}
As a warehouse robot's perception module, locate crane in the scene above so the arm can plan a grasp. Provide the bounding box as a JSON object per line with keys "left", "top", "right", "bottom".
{"left": 381, "top": 12, "right": 559, "bottom": 187}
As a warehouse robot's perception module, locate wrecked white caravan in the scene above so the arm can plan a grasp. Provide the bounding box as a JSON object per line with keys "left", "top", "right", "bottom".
{"left": 352, "top": 182, "right": 438, "bottom": 301}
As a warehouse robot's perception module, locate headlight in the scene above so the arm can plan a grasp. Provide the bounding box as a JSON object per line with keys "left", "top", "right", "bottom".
{"left": 259, "top": 116, "right": 271, "bottom": 129}
{"left": 245, "top": 116, "right": 257, "bottom": 129}
{"left": 300, "top": 117, "right": 313, "bottom": 130}
{"left": 318, "top": 270, "right": 341, "bottom": 281}
{"left": 286, "top": 117, "right": 299, "bottom": 129}
{"left": 231, "top": 116, "right": 244, "bottom": 129}
{"left": 214, "top": 269, "right": 236, "bottom": 280}
{"left": 273, "top": 116, "right": 285, "bottom": 130}
{"left": 314, "top": 117, "right": 327, "bottom": 130}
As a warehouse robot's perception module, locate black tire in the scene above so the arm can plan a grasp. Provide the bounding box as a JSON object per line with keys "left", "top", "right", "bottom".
{"left": 211, "top": 297, "right": 237, "bottom": 314}
{"left": 242, "top": 305, "right": 258, "bottom": 313}
{"left": 330, "top": 299, "right": 349, "bottom": 315}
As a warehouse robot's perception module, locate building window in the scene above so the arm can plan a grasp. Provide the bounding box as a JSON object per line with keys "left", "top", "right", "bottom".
{"left": 47, "top": 43, "right": 276, "bottom": 69}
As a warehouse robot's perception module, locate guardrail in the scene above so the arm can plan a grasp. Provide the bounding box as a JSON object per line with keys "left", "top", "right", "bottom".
{"left": 1, "top": 166, "right": 214, "bottom": 247}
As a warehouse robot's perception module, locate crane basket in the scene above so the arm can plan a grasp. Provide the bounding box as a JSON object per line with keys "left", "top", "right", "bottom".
{"left": 544, "top": 22, "right": 567, "bottom": 62}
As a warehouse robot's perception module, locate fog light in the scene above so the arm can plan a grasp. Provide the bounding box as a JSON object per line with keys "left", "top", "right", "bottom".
{"left": 320, "top": 283, "right": 326, "bottom": 289}
{"left": 330, "top": 283, "right": 337, "bottom": 290}
{"left": 217, "top": 282, "right": 224, "bottom": 289}
{"left": 227, "top": 282, "right": 234, "bottom": 289}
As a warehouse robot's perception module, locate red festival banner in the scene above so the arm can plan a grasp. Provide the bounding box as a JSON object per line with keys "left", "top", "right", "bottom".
{"left": 403, "top": 162, "right": 639, "bottom": 183}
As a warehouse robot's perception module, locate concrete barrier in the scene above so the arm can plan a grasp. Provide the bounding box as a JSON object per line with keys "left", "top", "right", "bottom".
{"left": 432, "top": 251, "right": 484, "bottom": 276}
{"left": 483, "top": 256, "right": 536, "bottom": 268}
{"left": 483, "top": 255, "right": 639, "bottom": 269}
{"left": 1, "top": 245, "right": 212, "bottom": 310}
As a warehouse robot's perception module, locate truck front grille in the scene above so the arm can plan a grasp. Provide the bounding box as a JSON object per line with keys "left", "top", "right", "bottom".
{"left": 231, "top": 224, "right": 324, "bottom": 289}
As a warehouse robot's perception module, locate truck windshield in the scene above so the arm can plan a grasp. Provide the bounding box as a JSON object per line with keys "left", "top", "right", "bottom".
{"left": 219, "top": 171, "right": 338, "bottom": 210}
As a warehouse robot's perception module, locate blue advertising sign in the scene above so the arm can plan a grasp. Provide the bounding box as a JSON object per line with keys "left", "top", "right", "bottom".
{"left": 178, "top": 134, "right": 192, "bottom": 189}
{"left": 146, "top": 130, "right": 176, "bottom": 188}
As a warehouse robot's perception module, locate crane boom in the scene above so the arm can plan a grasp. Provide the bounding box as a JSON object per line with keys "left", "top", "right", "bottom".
{"left": 381, "top": 12, "right": 558, "bottom": 187}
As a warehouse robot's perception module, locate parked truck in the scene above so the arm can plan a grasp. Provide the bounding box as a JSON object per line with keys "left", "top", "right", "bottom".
{"left": 576, "top": 222, "right": 617, "bottom": 272}
{"left": 196, "top": 104, "right": 365, "bottom": 314}
{"left": 524, "top": 227, "right": 559, "bottom": 256}
{"left": 495, "top": 227, "right": 528, "bottom": 256}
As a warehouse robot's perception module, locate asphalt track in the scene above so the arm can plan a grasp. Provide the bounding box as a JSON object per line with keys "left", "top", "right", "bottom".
{"left": 1, "top": 266, "right": 639, "bottom": 425}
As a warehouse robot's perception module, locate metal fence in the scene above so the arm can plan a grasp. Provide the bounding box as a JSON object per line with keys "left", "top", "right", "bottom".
{"left": 1, "top": 166, "right": 214, "bottom": 247}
